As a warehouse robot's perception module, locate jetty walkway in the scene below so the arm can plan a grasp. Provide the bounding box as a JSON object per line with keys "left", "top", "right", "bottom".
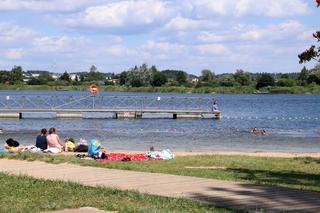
{"left": 1, "top": 159, "right": 320, "bottom": 212}
{"left": 0, "top": 95, "right": 219, "bottom": 119}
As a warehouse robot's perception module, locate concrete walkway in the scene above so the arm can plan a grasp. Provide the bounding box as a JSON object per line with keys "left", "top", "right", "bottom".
{"left": 1, "top": 159, "right": 320, "bottom": 212}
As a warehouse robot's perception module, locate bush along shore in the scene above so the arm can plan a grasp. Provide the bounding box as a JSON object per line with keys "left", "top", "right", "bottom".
{"left": 1, "top": 64, "right": 320, "bottom": 94}
{"left": 1, "top": 84, "right": 320, "bottom": 94}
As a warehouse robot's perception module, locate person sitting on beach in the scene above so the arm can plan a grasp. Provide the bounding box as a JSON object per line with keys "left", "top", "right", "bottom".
{"left": 260, "top": 129, "right": 267, "bottom": 136}
{"left": 145, "top": 146, "right": 175, "bottom": 160}
{"left": 211, "top": 99, "right": 221, "bottom": 115}
{"left": 64, "top": 137, "right": 76, "bottom": 152}
{"left": 44, "top": 127, "right": 64, "bottom": 153}
{"left": 35, "top": 128, "right": 47, "bottom": 150}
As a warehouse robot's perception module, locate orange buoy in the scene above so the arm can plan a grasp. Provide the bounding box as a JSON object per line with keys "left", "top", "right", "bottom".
{"left": 88, "top": 83, "right": 100, "bottom": 95}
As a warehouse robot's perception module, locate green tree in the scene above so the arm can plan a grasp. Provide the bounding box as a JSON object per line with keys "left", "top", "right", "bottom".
{"left": 176, "top": 71, "right": 187, "bottom": 84}
{"left": 119, "top": 71, "right": 127, "bottom": 85}
{"left": 256, "top": 73, "right": 275, "bottom": 89}
{"left": 298, "top": 66, "right": 309, "bottom": 85}
{"left": 90, "top": 65, "right": 98, "bottom": 73}
{"left": 27, "top": 77, "right": 42, "bottom": 85}
{"left": 11, "top": 65, "right": 23, "bottom": 83}
{"left": 233, "top": 69, "right": 251, "bottom": 85}
{"left": 299, "top": 32, "right": 320, "bottom": 64}
{"left": 298, "top": 2, "right": 319, "bottom": 63}
{"left": 277, "top": 78, "right": 297, "bottom": 87}
{"left": 0, "top": 71, "right": 11, "bottom": 83}
{"left": 59, "top": 71, "right": 71, "bottom": 82}
{"left": 200, "top": 69, "right": 214, "bottom": 82}
{"left": 307, "top": 74, "right": 320, "bottom": 84}
{"left": 151, "top": 72, "right": 167, "bottom": 87}
{"left": 219, "top": 74, "right": 235, "bottom": 87}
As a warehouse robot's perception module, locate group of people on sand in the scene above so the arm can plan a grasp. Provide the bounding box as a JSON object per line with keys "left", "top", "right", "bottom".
{"left": 35, "top": 127, "right": 86, "bottom": 153}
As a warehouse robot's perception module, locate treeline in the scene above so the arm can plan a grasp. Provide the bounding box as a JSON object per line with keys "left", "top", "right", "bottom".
{"left": 1, "top": 64, "right": 320, "bottom": 92}
{"left": 115, "top": 63, "right": 320, "bottom": 90}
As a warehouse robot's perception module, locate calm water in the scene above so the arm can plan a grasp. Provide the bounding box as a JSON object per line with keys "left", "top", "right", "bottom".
{"left": 0, "top": 90, "right": 319, "bottom": 152}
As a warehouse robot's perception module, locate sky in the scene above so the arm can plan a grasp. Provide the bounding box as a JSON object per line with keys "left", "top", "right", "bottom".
{"left": 0, "top": 0, "right": 319, "bottom": 75}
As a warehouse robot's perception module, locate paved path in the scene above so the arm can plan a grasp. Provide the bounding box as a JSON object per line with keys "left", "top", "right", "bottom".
{"left": 1, "top": 159, "right": 320, "bottom": 213}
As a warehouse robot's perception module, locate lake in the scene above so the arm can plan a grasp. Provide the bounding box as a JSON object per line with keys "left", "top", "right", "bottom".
{"left": 0, "top": 90, "right": 319, "bottom": 152}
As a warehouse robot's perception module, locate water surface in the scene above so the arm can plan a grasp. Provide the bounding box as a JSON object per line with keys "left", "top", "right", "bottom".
{"left": 0, "top": 91, "right": 319, "bottom": 152}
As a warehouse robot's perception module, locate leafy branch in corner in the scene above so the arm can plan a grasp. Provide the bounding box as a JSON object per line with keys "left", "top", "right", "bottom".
{"left": 298, "top": 1, "right": 320, "bottom": 63}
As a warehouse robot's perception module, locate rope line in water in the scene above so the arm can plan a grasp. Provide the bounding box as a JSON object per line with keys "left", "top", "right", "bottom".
{"left": 222, "top": 116, "right": 320, "bottom": 121}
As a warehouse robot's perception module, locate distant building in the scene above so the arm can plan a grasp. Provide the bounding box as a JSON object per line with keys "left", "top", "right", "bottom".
{"left": 31, "top": 73, "right": 40, "bottom": 78}
{"left": 50, "top": 73, "right": 60, "bottom": 80}
{"left": 190, "top": 77, "right": 199, "bottom": 83}
{"left": 69, "top": 73, "right": 79, "bottom": 81}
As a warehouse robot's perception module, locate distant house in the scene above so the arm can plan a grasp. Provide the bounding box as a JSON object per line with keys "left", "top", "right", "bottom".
{"left": 51, "top": 73, "right": 60, "bottom": 80}
{"left": 69, "top": 73, "right": 79, "bottom": 81}
{"left": 191, "top": 78, "right": 199, "bottom": 83}
{"left": 112, "top": 79, "right": 119, "bottom": 84}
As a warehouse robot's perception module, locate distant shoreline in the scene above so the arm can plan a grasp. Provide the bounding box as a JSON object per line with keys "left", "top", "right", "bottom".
{"left": 0, "top": 85, "right": 320, "bottom": 94}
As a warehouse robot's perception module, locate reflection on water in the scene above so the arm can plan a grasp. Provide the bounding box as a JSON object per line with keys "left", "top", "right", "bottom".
{"left": 0, "top": 91, "right": 319, "bottom": 152}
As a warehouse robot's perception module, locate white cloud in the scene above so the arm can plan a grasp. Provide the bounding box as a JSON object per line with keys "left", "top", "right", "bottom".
{"left": 0, "top": 22, "right": 35, "bottom": 44}
{"left": 235, "top": 0, "right": 309, "bottom": 17}
{"left": 164, "top": 16, "right": 218, "bottom": 31}
{"left": 5, "top": 48, "right": 24, "bottom": 59}
{"left": 108, "top": 45, "right": 136, "bottom": 56}
{"left": 195, "top": 43, "right": 230, "bottom": 55}
{"left": 240, "top": 21, "right": 304, "bottom": 41}
{"left": 142, "top": 40, "right": 186, "bottom": 54}
{"left": 197, "top": 32, "right": 228, "bottom": 42}
{"left": 66, "top": 0, "right": 174, "bottom": 29}
{"left": 179, "top": 0, "right": 309, "bottom": 17}
{"left": 32, "top": 36, "right": 88, "bottom": 53}
{"left": 0, "top": 0, "right": 92, "bottom": 12}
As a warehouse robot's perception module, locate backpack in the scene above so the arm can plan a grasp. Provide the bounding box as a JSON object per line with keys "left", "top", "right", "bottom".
{"left": 74, "top": 144, "right": 88, "bottom": 152}
{"left": 6, "top": 138, "right": 20, "bottom": 147}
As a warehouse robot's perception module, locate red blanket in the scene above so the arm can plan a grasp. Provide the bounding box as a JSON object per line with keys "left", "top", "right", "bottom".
{"left": 96, "top": 153, "right": 161, "bottom": 162}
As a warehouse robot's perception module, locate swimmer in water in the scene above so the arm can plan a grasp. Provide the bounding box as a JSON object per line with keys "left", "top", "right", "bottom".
{"left": 250, "top": 127, "right": 258, "bottom": 134}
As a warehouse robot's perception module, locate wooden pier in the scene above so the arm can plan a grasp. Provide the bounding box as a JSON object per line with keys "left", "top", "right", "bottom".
{"left": 0, "top": 109, "right": 220, "bottom": 119}
{"left": 0, "top": 95, "right": 220, "bottom": 119}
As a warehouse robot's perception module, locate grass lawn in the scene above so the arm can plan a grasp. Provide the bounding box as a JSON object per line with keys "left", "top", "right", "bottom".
{"left": 0, "top": 173, "right": 231, "bottom": 213}
{"left": 2, "top": 152, "right": 320, "bottom": 192}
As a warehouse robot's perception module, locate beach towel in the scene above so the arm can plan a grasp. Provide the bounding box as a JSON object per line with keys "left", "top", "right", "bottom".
{"left": 0, "top": 148, "right": 10, "bottom": 154}
{"left": 23, "top": 145, "right": 42, "bottom": 153}
{"left": 96, "top": 153, "right": 161, "bottom": 162}
{"left": 43, "top": 147, "right": 61, "bottom": 154}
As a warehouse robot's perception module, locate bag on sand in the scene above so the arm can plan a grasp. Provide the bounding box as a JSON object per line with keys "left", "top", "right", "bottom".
{"left": 88, "top": 139, "right": 101, "bottom": 157}
{"left": 74, "top": 144, "right": 88, "bottom": 152}
{"left": 6, "top": 138, "right": 19, "bottom": 147}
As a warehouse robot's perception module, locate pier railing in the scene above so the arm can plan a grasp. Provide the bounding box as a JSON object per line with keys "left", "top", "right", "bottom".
{"left": 0, "top": 95, "right": 212, "bottom": 112}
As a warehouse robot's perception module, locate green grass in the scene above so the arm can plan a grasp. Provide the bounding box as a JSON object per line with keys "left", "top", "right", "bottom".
{"left": 2, "top": 153, "right": 320, "bottom": 193}
{"left": 0, "top": 173, "right": 231, "bottom": 213}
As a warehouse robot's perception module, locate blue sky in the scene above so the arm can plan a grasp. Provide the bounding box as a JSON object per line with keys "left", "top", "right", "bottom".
{"left": 0, "top": 0, "right": 319, "bottom": 75}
